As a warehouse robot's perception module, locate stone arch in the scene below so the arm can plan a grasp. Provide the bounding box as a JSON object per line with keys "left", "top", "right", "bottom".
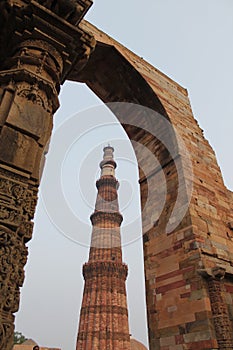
{"left": 67, "top": 21, "right": 233, "bottom": 350}
{"left": 69, "top": 21, "right": 191, "bottom": 235}
{"left": 68, "top": 21, "right": 194, "bottom": 348}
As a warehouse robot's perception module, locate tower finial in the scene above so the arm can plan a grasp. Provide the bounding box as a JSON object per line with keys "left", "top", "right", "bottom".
{"left": 100, "top": 144, "right": 117, "bottom": 177}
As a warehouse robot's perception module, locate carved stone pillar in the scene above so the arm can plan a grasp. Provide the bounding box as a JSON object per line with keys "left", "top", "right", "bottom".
{"left": 0, "top": 1, "right": 95, "bottom": 349}
{"left": 206, "top": 267, "right": 233, "bottom": 350}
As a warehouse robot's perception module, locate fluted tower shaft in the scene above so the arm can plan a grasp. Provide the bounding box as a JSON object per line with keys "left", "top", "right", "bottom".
{"left": 76, "top": 146, "right": 131, "bottom": 350}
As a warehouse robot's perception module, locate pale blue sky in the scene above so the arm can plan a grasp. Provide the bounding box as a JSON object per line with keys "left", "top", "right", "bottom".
{"left": 15, "top": 1, "right": 233, "bottom": 349}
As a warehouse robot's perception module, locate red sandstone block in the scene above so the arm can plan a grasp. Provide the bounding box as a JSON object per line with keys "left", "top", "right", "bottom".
{"left": 157, "top": 261, "right": 180, "bottom": 277}
{"left": 156, "top": 280, "right": 186, "bottom": 294}
{"left": 184, "top": 339, "right": 218, "bottom": 349}
{"left": 156, "top": 266, "right": 194, "bottom": 283}
{"left": 156, "top": 275, "right": 183, "bottom": 289}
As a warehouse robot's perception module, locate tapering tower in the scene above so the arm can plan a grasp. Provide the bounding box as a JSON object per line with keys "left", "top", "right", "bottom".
{"left": 76, "top": 146, "right": 131, "bottom": 350}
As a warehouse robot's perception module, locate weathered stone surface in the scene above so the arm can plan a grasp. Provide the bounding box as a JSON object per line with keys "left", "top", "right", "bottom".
{"left": 70, "top": 21, "right": 233, "bottom": 349}
{"left": 7, "top": 97, "right": 51, "bottom": 144}
{"left": 0, "top": 166, "right": 37, "bottom": 350}
{"left": 0, "top": 2, "right": 95, "bottom": 349}
{"left": 0, "top": 126, "right": 38, "bottom": 172}
{"left": 76, "top": 147, "right": 131, "bottom": 349}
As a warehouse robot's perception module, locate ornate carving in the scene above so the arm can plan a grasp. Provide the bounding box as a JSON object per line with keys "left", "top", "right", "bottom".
{"left": 0, "top": 1, "right": 95, "bottom": 349}
{"left": 17, "top": 85, "right": 45, "bottom": 108}
{"left": 206, "top": 268, "right": 233, "bottom": 349}
{"left": 0, "top": 0, "right": 95, "bottom": 76}
{"left": 0, "top": 168, "right": 37, "bottom": 350}
{"left": 0, "top": 224, "right": 29, "bottom": 349}
{"left": 0, "top": 173, "right": 37, "bottom": 221}
{"left": 16, "top": 39, "right": 64, "bottom": 79}
{"left": 83, "top": 259, "right": 128, "bottom": 281}
{"left": 17, "top": 221, "right": 34, "bottom": 243}
{"left": 0, "top": 205, "right": 23, "bottom": 227}
{"left": 80, "top": 305, "right": 128, "bottom": 316}
{"left": 1, "top": 38, "right": 62, "bottom": 112}
{"left": 0, "top": 311, "right": 14, "bottom": 350}
{"left": 37, "top": 0, "right": 93, "bottom": 25}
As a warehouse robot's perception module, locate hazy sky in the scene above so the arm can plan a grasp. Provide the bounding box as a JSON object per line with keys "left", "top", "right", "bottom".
{"left": 15, "top": 1, "right": 233, "bottom": 349}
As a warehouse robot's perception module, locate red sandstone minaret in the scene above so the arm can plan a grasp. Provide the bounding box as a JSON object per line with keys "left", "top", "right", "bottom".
{"left": 76, "top": 146, "right": 131, "bottom": 350}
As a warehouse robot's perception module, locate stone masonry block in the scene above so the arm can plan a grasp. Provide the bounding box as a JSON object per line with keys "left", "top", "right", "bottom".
{"left": 7, "top": 96, "right": 51, "bottom": 145}
{"left": 0, "top": 125, "right": 38, "bottom": 173}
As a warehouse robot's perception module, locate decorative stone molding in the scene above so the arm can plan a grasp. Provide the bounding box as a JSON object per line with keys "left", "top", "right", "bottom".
{"left": 200, "top": 266, "right": 233, "bottom": 349}
{"left": 100, "top": 159, "right": 117, "bottom": 170}
{"left": 96, "top": 176, "right": 119, "bottom": 190}
{"left": 80, "top": 305, "right": 128, "bottom": 316}
{"left": 0, "top": 311, "right": 14, "bottom": 350}
{"left": 0, "top": 167, "right": 36, "bottom": 350}
{"left": 90, "top": 211, "right": 123, "bottom": 226}
{"left": 83, "top": 261, "right": 128, "bottom": 280}
{"left": 78, "top": 331, "right": 130, "bottom": 341}
{"left": 0, "top": 0, "right": 96, "bottom": 81}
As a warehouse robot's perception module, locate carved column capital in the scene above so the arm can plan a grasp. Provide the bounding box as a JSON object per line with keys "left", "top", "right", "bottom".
{"left": 198, "top": 265, "right": 226, "bottom": 280}
{"left": 199, "top": 265, "right": 233, "bottom": 349}
{"left": 0, "top": 0, "right": 96, "bottom": 81}
{"left": 211, "top": 266, "right": 226, "bottom": 280}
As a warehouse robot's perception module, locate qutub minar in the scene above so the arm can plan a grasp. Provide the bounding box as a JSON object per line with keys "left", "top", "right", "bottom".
{"left": 76, "top": 146, "right": 131, "bottom": 350}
